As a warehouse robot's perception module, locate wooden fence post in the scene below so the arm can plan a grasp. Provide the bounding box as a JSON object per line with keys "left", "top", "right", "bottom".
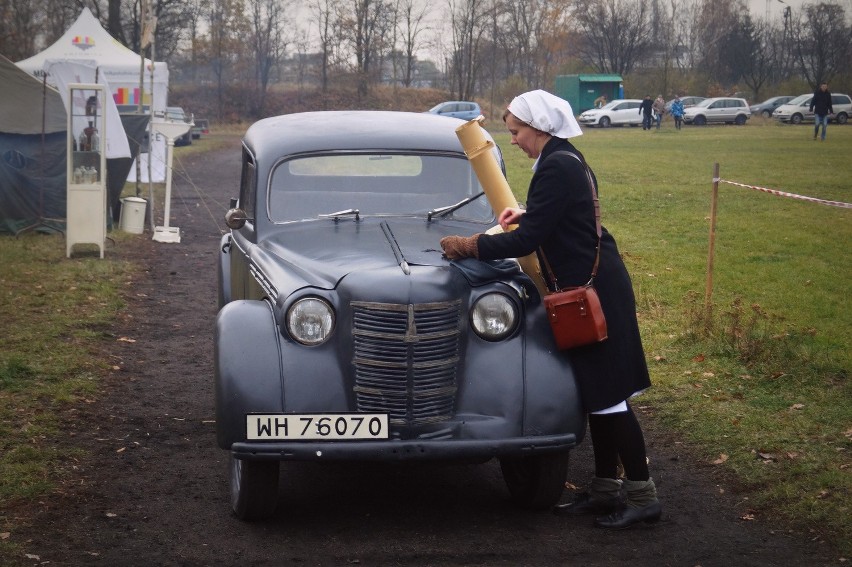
{"left": 705, "top": 163, "right": 720, "bottom": 322}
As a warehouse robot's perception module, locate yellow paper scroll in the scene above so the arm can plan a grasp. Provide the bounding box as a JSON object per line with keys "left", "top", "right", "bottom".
{"left": 455, "top": 117, "right": 548, "bottom": 297}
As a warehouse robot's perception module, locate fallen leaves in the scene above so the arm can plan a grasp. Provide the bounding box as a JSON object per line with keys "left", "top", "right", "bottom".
{"left": 712, "top": 453, "right": 729, "bottom": 465}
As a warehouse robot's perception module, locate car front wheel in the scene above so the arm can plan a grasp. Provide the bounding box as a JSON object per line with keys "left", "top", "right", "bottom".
{"left": 599, "top": 116, "right": 611, "bottom": 128}
{"left": 230, "top": 454, "right": 280, "bottom": 520}
{"left": 791, "top": 113, "right": 803, "bottom": 125}
{"left": 499, "top": 451, "right": 569, "bottom": 510}
{"left": 762, "top": 110, "right": 772, "bottom": 118}
{"left": 836, "top": 112, "right": 848, "bottom": 125}
{"left": 693, "top": 115, "right": 707, "bottom": 126}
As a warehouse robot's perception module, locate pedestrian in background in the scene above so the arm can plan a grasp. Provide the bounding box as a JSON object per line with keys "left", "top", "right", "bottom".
{"left": 652, "top": 95, "right": 666, "bottom": 130}
{"left": 810, "top": 82, "right": 833, "bottom": 141}
{"left": 639, "top": 95, "right": 653, "bottom": 131}
{"left": 670, "top": 95, "right": 685, "bottom": 131}
{"left": 594, "top": 94, "right": 608, "bottom": 109}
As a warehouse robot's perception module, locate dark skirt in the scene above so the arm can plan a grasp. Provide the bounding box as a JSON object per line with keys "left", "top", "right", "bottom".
{"left": 563, "top": 232, "right": 651, "bottom": 412}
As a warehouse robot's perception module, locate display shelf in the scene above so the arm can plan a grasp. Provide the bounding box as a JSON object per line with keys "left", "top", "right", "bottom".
{"left": 66, "top": 84, "right": 107, "bottom": 258}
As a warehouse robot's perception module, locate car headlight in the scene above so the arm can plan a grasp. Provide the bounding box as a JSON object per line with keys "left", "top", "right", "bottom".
{"left": 286, "top": 297, "right": 335, "bottom": 345}
{"left": 470, "top": 293, "right": 518, "bottom": 341}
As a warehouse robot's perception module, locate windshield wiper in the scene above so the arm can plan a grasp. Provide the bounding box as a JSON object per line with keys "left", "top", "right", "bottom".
{"left": 427, "top": 192, "right": 485, "bottom": 222}
{"left": 318, "top": 208, "right": 360, "bottom": 222}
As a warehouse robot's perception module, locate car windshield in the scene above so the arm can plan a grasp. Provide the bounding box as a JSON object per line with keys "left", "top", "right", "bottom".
{"left": 599, "top": 100, "right": 621, "bottom": 110}
{"left": 693, "top": 99, "right": 716, "bottom": 108}
{"left": 268, "top": 152, "right": 495, "bottom": 223}
{"left": 786, "top": 94, "right": 810, "bottom": 106}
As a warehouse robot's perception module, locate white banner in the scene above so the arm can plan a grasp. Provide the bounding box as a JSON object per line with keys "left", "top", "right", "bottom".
{"left": 47, "top": 60, "right": 131, "bottom": 159}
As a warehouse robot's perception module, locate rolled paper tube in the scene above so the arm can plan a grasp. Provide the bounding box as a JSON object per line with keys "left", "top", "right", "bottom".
{"left": 455, "top": 117, "right": 548, "bottom": 297}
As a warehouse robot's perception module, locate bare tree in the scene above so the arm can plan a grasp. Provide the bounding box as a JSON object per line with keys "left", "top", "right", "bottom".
{"left": 721, "top": 14, "right": 778, "bottom": 98}
{"left": 247, "top": 0, "right": 289, "bottom": 117}
{"left": 396, "top": 0, "right": 430, "bottom": 87}
{"left": 448, "top": 0, "right": 488, "bottom": 100}
{"left": 793, "top": 2, "right": 851, "bottom": 87}
{"left": 0, "top": 0, "right": 44, "bottom": 61}
{"left": 311, "top": 0, "right": 342, "bottom": 93}
{"left": 342, "top": 0, "right": 392, "bottom": 96}
{"left": 693, "top": 0, "right": 747, "bottom": 84}
{"left": 206, "top": 0, "right": 250, "bottom": 120}
{"left": 572, "top": 0, "right": 653, "bottom": 75}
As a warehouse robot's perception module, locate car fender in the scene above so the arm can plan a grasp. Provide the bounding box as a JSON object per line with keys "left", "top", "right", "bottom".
{"left": 520, "top": 306, "right": 586, "bottom": 439}
{"left": 215, "top": 299, "right": 284, "bottom": 449}
{"left": 217, "top": 233, "right": 231, "bottom": 309}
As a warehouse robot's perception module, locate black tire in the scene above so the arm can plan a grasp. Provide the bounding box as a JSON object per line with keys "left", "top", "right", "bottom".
{"left": 762, "top": 110, "right": 772, "bottom": 118}
{"left": 735, "top": 115, "right": 747, "bottom": 125}
{"left": 499, "top": 451, "right": 569, "bottom": 510}
{"left": 693, "top": 115, "right": 706, "bottom": 126}
{"left": 836, "top": 113, "right": 848, "bottom": 125}
{"left": 599, "top": 116, "right": 611, "bottom": 128}
{"left": 791, "top": 113, "right": 803, "bottom": 125}
{"left": 230, "top": 455, "right": 280, "bottom": 520}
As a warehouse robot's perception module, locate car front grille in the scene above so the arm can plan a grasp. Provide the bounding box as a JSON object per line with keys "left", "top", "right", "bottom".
{"left": 351, "top": 300, "right": 460, "bottom": 428}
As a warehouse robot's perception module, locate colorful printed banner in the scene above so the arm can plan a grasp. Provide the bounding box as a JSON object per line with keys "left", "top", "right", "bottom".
{"left": 113, "top": 87, "right": 141, "bottom": 105}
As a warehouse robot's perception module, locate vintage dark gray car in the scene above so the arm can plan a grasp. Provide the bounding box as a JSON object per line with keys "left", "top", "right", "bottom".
{"left": 216, "top": 111, "right": 585, "bottom": 520}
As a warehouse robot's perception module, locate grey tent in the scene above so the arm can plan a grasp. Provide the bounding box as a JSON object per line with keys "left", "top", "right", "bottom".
{"left": 0, "top": 54, "right": 68, "bottom": 234}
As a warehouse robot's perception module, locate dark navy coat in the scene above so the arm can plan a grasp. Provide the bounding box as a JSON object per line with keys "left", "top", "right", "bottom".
{"left": 477, "top": 137, "right": 651, "bottom": 412}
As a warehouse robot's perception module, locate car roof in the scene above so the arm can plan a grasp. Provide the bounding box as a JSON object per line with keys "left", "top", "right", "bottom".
{"left": 243, "top": 111, "right": 479, "bottom": 157}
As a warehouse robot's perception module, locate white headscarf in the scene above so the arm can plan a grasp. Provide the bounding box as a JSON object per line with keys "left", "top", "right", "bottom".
{"left": 508, "top": 89, "right": 583, "bottom": 140}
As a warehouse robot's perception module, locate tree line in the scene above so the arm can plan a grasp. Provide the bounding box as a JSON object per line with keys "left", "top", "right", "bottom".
{"left": 2, "top": 0, "right": 850, "bottom": 120}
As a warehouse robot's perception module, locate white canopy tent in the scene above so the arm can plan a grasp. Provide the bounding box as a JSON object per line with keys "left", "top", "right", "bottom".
{"left": 16, "top": 7, "right": 169, "bottom": 182}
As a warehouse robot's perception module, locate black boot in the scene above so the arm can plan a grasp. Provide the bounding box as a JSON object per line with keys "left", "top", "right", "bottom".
{"left": 594, "top": 478, "right": 661, "bottom": 529}
{"left": 553, "top": 477, "right": 622, "bottom": 516}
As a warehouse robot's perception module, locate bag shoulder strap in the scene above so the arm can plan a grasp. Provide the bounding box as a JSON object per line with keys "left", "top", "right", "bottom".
{"left": 539, "top": 150, "right": 601, "bottom": 291}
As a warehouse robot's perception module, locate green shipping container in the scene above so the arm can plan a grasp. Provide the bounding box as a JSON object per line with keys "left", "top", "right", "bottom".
{"left": 554, "top": 74, "right": 624, "bottom": 114}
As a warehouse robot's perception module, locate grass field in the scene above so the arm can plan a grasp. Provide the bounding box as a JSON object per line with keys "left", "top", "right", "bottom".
{"left": 493, "top": 118, "right": 851, "bottom": 552}
{"left": 1, "top": 120, "right": 850, "bottom": 555}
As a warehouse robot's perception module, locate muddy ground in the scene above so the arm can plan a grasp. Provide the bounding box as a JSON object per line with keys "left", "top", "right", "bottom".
{"left": 8, "top": 135, "right": 844, "bottom": 566}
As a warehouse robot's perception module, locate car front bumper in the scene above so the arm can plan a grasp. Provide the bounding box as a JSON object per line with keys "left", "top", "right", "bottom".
{"left": 230, "top": 432, "right": 579, "bottom": 462}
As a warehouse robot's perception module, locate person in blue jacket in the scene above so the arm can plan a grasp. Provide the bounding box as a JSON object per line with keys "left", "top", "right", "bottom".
{"left": 670, "top": 95, "right": 685, "bottom": 130}
{"left": 441, "top": 90, "right": 662, "bottom": 530}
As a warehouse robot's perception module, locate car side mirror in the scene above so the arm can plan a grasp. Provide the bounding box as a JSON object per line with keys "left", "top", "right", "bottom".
{"left": 225, "top": 208, "right": 252, "bottom": 230}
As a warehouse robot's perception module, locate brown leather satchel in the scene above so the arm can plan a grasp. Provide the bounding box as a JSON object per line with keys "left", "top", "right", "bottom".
{"left": 540, "top": 152, "right": 608, "bottom": 350}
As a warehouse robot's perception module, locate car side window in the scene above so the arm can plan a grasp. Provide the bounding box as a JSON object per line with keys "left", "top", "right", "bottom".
{"left": 614, "top": 103, "right": 626, "bottom": 110}
{"left": 709, "top": 101, "right": 722, "bottom": 109}
{"left": 239, "top": 149, "right": 257, "bottom": 224}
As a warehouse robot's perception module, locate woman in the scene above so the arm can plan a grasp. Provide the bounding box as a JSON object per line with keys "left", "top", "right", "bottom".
{"left": 440, "top": 90, "right": 661, "bottom": 529}
{"left": 653, "top": 95, "right": 666, "bottom": 129}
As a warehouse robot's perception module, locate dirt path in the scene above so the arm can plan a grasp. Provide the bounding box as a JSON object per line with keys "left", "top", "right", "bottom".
{"left": 9, "top": 135, "right": 843, "bottom": 566}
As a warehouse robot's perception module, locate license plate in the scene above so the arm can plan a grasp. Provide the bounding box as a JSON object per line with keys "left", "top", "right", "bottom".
{"left": 246, "top": 413, "right": 389, "bottom": 441}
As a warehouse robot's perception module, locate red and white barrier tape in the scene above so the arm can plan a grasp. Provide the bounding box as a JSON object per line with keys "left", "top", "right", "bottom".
{"left": 716, "top": 178, "right": 852, "bottom": 209}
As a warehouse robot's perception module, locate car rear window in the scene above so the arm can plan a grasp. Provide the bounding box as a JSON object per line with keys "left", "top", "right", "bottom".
{"left": 268, "top": 153, "right": 495, "bottom": 223}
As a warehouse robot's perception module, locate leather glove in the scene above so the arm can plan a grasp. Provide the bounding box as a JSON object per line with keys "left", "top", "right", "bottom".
{"left": 440, "top": 234, "right": 481, "bottom": 260}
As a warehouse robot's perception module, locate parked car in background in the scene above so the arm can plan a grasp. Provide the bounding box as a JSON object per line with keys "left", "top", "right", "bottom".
{"left": 749, "top": 96, "right": 795, "bottom": 118}
{"left": 772, "top": 93, "right": 851, "bottom": 124}
{"left": 577, "top": 99, "right": 643, "bottom": 127}
{"left": 426, "top": 101, "right": 482, "bottom": 121}
{"left": 216, "top": 110, "right": 585, "bottom": 520}
{"left": 665, "top": 96, "right": 706, "bottom": 112}
{"left": 165, "top": 106, "right": 193, "bottom": 146}
{"left": 191, "top": 118, "right": 210, "bottom": 139}
{"left": 683, "top": 97, "right": 751, "bottom": 125}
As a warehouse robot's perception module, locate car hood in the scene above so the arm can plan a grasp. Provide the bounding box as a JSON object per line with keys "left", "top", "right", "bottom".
{"left": 249, "top": 217, "right": 481, "bottom": 290}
